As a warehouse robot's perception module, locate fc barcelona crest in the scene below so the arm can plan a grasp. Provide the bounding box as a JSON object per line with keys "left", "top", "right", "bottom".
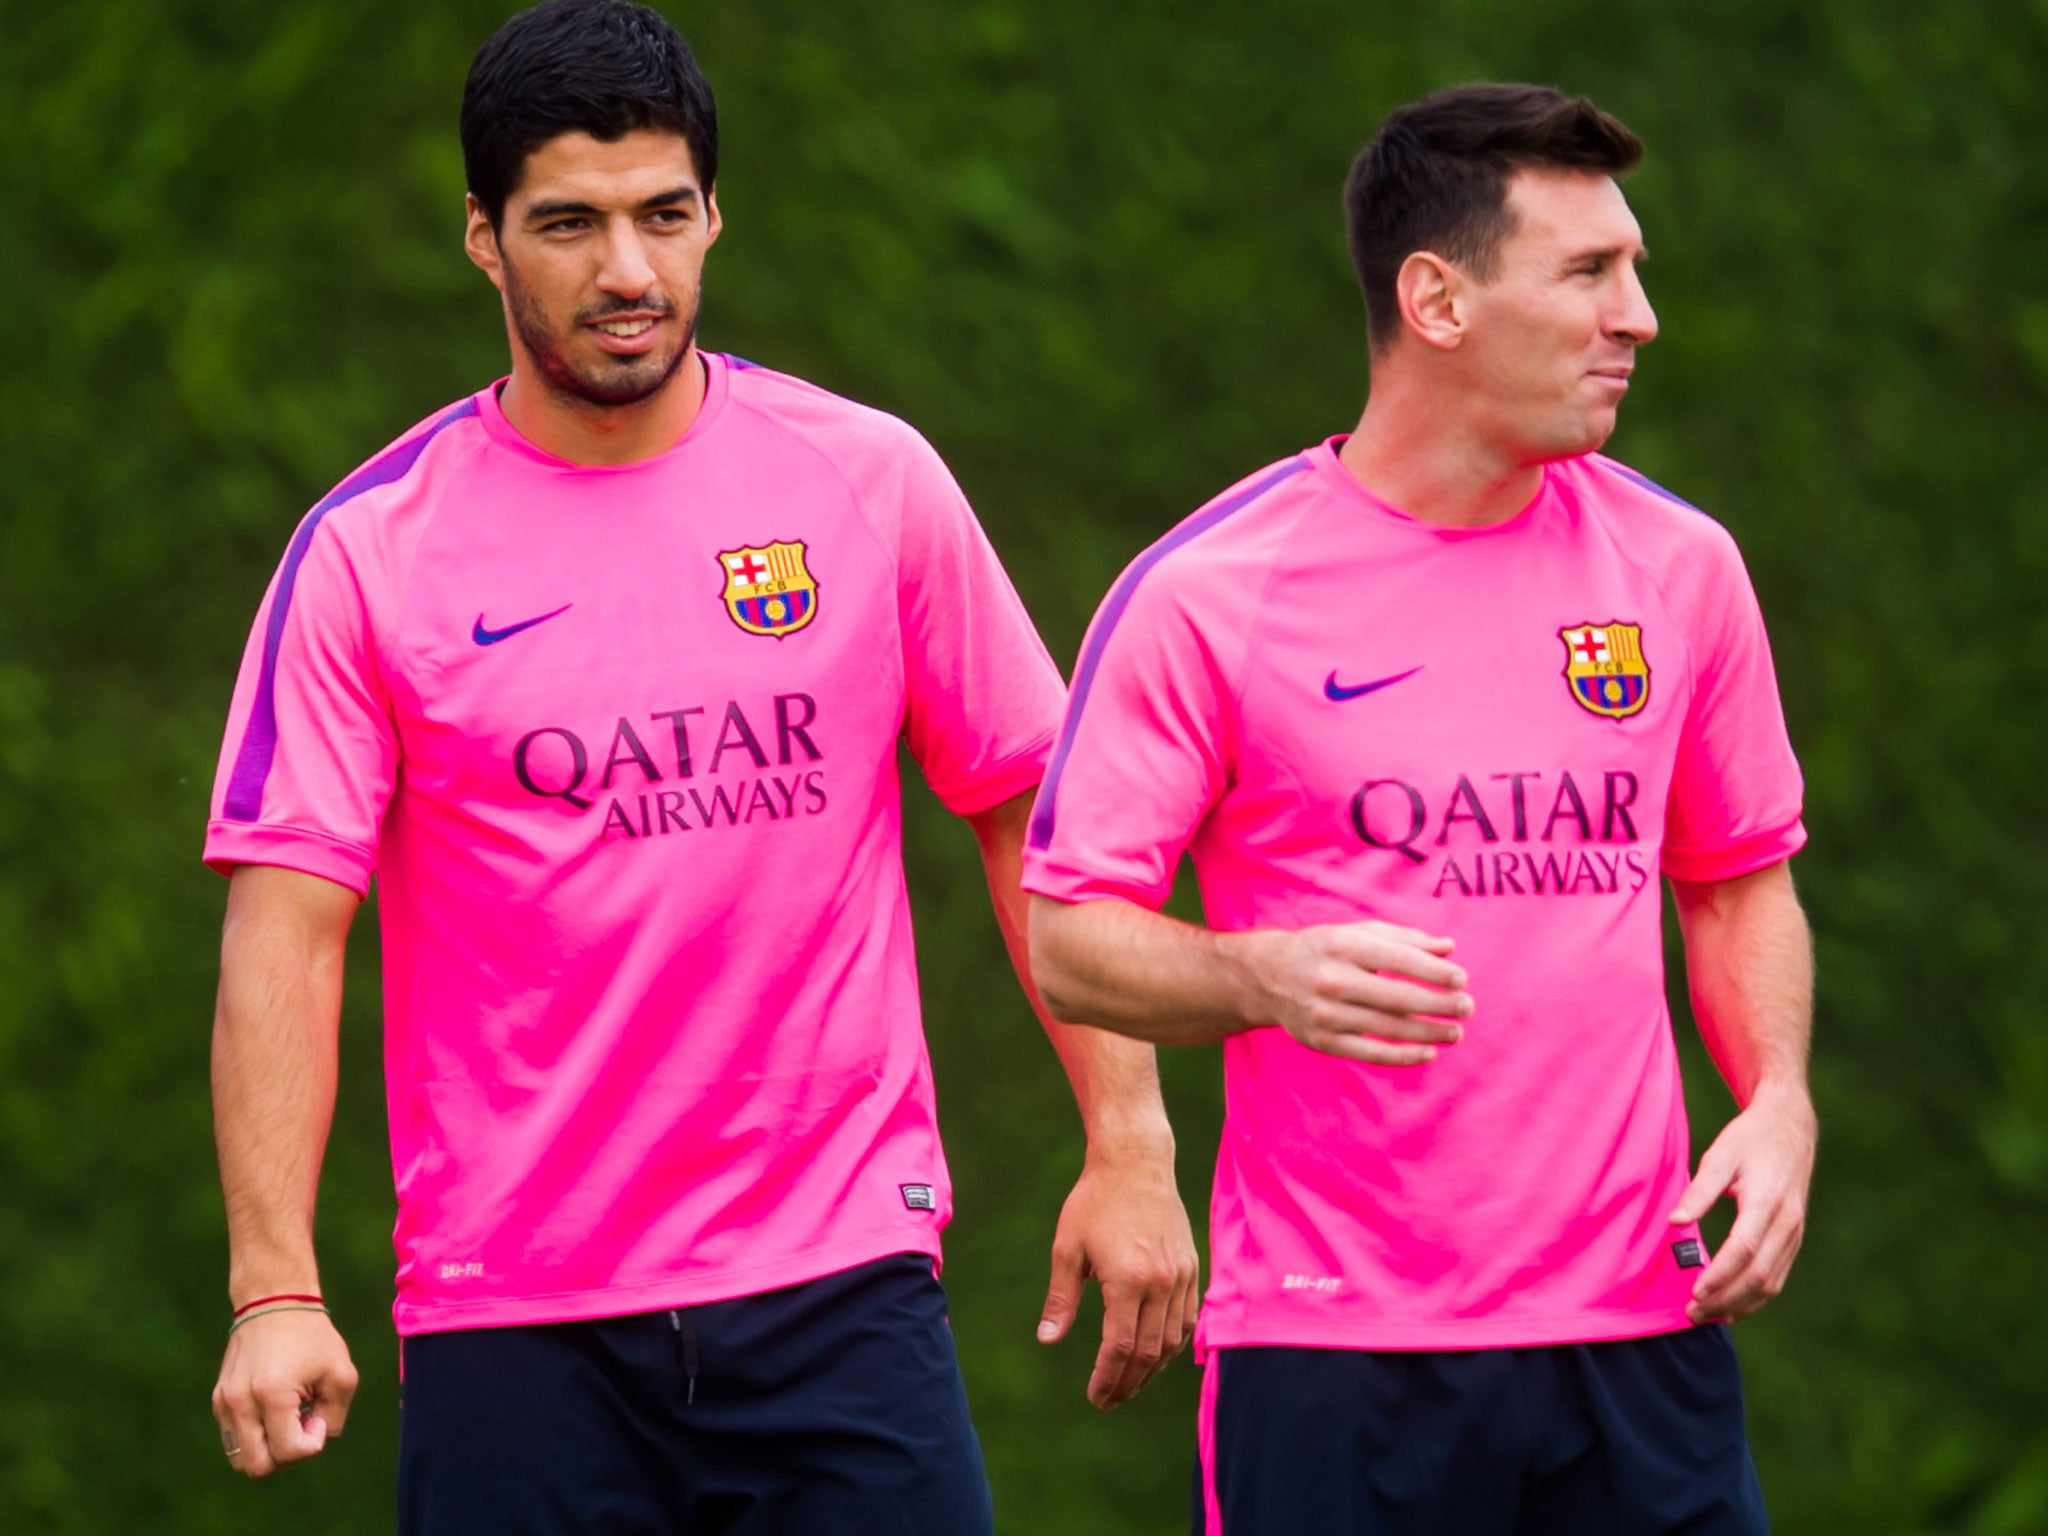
{"left": 718, "top": 540, "right": 819, "bottom": 638}
{"left": 1559, "top": 621, "right": 1650, "bottom": 719}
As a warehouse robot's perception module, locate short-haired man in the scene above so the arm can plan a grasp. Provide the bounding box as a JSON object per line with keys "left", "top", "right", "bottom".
{"left": 204, "top": 4, "right": 1195, "bottom": 1530}
{"left": 1026, "top": 84, "right": 1814, "bottom": 1534}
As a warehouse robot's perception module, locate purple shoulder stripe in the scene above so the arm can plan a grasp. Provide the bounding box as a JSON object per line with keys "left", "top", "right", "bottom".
{"left": 221, "top": 398, "right": 478, "bottom": 823}
{"left": 1603, "top": 460, "right": 1705, "bottom": 515}
{"left": 1027, "top": 458, "right": 1311, "bottom": 852}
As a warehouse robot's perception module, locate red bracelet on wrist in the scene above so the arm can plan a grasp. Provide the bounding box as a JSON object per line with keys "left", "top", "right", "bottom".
{"left": 232, "top": 1292, "right": 325, "bottom": 1319}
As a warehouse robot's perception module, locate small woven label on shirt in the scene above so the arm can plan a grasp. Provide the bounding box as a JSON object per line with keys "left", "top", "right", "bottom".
{"left": 900, "top": 1184, "right": 937, "bottom": 1211}
{"left": 1672, "top": 1239, "right": 1705, "bottom": 1270}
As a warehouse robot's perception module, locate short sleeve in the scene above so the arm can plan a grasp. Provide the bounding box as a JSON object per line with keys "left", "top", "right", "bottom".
{"left": 1022, "top": 556, "right": 1236, "bottom": 910}
{"left": 895, "top": 440, "right": 1066, "bottom": 815}
{"left": 1661, "top": 532, "right": 1807, "bottom": 883}
{"left": 203, "top": 513, "right": 397, "bottom": 895}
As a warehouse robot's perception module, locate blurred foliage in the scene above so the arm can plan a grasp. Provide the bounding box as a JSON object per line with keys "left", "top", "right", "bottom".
{"left": 2, "top": 0, "right": 2045, "bottom": 1531}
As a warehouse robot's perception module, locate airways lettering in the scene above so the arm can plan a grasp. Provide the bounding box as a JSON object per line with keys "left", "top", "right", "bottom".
{"left": 1432, "top": 848, "right": 1650, "bottom": 898}
{"left": 513, "top": 692, "right": 829, "bottom": 848}
{"left": 1348, "top": 768, "right": 1654, "bottom": 900}
{"left": 598, "top": 771, "right": 828, "bottom": 842}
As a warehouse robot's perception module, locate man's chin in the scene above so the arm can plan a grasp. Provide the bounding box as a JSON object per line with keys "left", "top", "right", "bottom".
{"left": 1547, "top": 409, "right": 1617, "bottom": 461}
{"left": 541, "top": 344, "right": 691, "bottom": 409}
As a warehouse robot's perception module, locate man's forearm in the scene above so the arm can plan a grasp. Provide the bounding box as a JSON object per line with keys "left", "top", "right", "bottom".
{"left": 969, "top": 796, "right": 1178, "bottom": 1150}
{"left": 1672, "top": 861, "right": 1814, "bottom": 1107}
{"left": 212, "top": 866, "right": 357, "bottom": 1303}
{"left": 1029, "top": 894, "right": 1268, "bottom": 1047}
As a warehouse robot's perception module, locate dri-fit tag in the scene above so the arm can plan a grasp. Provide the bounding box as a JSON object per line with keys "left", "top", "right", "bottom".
{"left": 1672, "top": 1239, "right": 1705, "bottom": 1270}
{"left": 900, "top": 1185, "right": 937, "bottom": 1211}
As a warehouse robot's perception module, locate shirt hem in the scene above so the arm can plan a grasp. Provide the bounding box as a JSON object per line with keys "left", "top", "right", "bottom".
{"left": 1198, "top": 1304, "right": 1698, "bottom": 1356}
{"left": 203, "top": 821, "right": 375, "bottom": 896}
{"left": 1019, "top": 859, "right": 1172, "bottom": 912}
{"left": 927, "top": 733, "right": 1055, "bottom": 817}
{"left": 392, "top": 1226, "right": 945, "bottom": 1336}
{"left": 1662, "top": 817, "right": 1807, "bottom": 885}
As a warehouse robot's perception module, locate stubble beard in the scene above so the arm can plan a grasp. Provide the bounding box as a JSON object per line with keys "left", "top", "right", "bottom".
{"left": 502, "top": 256, "right": 699, "bottom": 410}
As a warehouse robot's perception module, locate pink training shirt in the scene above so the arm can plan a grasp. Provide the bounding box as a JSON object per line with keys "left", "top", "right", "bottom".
{"left": 206, "top": 353, "right": 1065, "bottom": 1335}
{"left": 1023, "top": 440, "right": 1805, "bottom": 1351}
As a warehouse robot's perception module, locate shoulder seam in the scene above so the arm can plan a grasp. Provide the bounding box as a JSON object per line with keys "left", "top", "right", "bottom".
{"left": 219, "top": 398, "right": 477, "bottom": 823}
{"left": 1592, "top": 456, "right": 1710, "bottom": 518}
{"left": 1026, "top": 456, "right": 1314, "bottom": 851}
{"left": 1222, "top": 484, "right": 1337, "bottom": 780}
{"left": 382, "top": 423, "right": 495, "bottom": 716}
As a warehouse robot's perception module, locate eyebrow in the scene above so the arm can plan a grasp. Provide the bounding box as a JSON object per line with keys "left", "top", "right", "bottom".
{"left": 524, "top": 186, "right": 702, "bottom": 223}
{"left": 1563, "top": 244, "right": 1650, "bottom": 267}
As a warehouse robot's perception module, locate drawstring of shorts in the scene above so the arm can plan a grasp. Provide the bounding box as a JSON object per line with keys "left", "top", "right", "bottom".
{"left": 669, "top": 1309, "right": 699, "bottom": 1405}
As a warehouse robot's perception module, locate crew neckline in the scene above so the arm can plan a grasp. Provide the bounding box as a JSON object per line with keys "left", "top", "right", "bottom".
{"left": 1308, "top": 435, "right": 1554, "bottom": 539}
{"left": 474, "top": 349, "right": 733, "bottom": 471}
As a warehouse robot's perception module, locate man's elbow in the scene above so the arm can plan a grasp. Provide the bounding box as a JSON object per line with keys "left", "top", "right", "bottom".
{"left": 1026, "top": 895, "right": 1093, "bottom": 1026}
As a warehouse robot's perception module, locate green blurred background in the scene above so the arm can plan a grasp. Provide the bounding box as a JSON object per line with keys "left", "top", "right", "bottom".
{"left": 3, "top": 0, "right": 2044, "bottom": 1530}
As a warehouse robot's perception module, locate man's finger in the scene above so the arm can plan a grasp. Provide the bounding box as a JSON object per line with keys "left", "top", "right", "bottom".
{"left": 1312, "top": 1000, "right": 1464, "bottom": 1046}
{"left": 1340, "top": 920, "right": 1459, "bottom": 958}
{"left": 1103, "top": 1285, "right": 1173, "bottom": 1408}
{"left": 1670, "top": 1145, "right": 1736, "bottom": 1226}
{"left": 1161, "top": 1271, "right": 1192, "bottom": 1361}
{"left": 1693, "top": 1204, "right": 1799, "bottom": 1321}
{"left": 1088, "top": 1281, "right": 1141, "bottom": 1408}
{"left": 1316, "top": 1033, "right": 1439, "bottom": 1067}
{"left": 1388, "top": 926, "right": 1457, "bottom": 955}
{"left": 222, "top": 1390, "right": 275, "bottom": 1478}
{"left": 1331, "top": 932, "right": 1467, "bottom": 990}
{"left": 1038, "top": 1241, "right": 1085, "bottom": 1344}
{"left": 316, "top": 1362, "right": 360, "bottom": 1438}
{"left": 1329, "top": 973, "right": 1473, "bottom": 1023}
{"left": 1686, "top": 1196, "right": 1776, "bottom": 1320}
{"left": 257, "top": 1384, "right": 326, "bottom": 1466}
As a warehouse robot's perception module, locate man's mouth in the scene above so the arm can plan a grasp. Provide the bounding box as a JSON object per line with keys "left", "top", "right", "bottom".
{"left": 591, "top": 316, "right": 660, "bottom": 338}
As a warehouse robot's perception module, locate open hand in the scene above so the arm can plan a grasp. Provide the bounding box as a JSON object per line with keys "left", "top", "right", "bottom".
{"left": 1671, "top": 1086, "right": 1817, "bottom": 1323}
{"left": 1252, "top": 920, "right": 1472, "bottom": 1065}
{"left": 1037, "top": 1151, "right": 1199, "bottom": 1408}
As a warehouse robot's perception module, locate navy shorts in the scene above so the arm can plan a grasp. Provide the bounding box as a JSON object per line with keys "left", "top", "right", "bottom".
{"left": 1195, "top": 1325, "right": 1768, "bottom": 1535}
{"left": 398, "top": 1253, "right": 993, "bottom": 1536}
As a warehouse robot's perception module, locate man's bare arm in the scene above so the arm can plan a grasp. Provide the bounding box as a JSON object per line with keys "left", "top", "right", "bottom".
{"left": 965, "top": 792, "right": 1196, "bottom": 1409}
{"left": 1028, "top": 893, "right": 1473, "bottom": 1064}
{"left": 1667, "top": 860, "right": 1817, "bottom": 1323}
{"left": 209, "top": 863, "right": 362, "bottom": 1478}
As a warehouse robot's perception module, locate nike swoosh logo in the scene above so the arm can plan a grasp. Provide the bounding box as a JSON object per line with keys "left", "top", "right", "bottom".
{"left": 473, "top": 604, "right": 573, "bottom": 646}
{"left": 1324, "top": 665, "right": 1423, "bottom": 701}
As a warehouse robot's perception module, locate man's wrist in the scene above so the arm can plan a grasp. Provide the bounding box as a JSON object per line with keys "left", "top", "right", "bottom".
{"left": 228, "top": 1253, "right": 323, "bottom": 1311}
{"left": 1213, "top": 927, "right": 1286, "bottom": 1034}
{"left": 1743, "top": 1076, "right": 1815, "bottom": 1120}
{"left": 1082, "top": 1124, "right": 1177, "bottom": 1171}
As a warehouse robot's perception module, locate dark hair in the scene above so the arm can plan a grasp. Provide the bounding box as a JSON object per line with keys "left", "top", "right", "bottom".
{"left": 1344, "top": 83, "right": 1641, "bottom": 353}
{"left": 461, "top": 0, "right": 719, "bottom": 228}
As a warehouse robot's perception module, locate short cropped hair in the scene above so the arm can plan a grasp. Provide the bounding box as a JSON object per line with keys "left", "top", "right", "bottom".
{"left": 461, "top": 0, "right": 719, "bottom": 228}
{"left": 1345, "top": 83, "right": 1641, "bottom": 352}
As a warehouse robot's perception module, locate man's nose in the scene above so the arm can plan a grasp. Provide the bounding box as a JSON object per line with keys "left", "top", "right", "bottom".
{"left": 595, "top": 219, "right": 657, "bottom": 298}
{"left": 1612, "top": 264, "right": 1658, "bottom": 346}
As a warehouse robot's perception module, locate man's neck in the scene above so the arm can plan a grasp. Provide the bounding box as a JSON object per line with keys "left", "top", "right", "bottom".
{"left": 1336, "top": 372, "right": 1544, "bottom": 530}
{"left": 498, "top": 347, "right": 708, "bottom": 467}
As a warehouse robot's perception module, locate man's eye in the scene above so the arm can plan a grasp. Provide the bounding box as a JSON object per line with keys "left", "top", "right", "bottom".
{"left": 647, "top": 209, "right": 690, "bottom": 227}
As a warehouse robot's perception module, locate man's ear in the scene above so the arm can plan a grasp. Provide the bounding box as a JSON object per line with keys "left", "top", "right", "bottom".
{"left": 1394, "top": 250, "right": 1467, "bottom": 352}
{"left": 464, "top": 193, "right": 505, "bottom": 291}
{"left": 703, "top": 187, "right": 723, "bottom": 248}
